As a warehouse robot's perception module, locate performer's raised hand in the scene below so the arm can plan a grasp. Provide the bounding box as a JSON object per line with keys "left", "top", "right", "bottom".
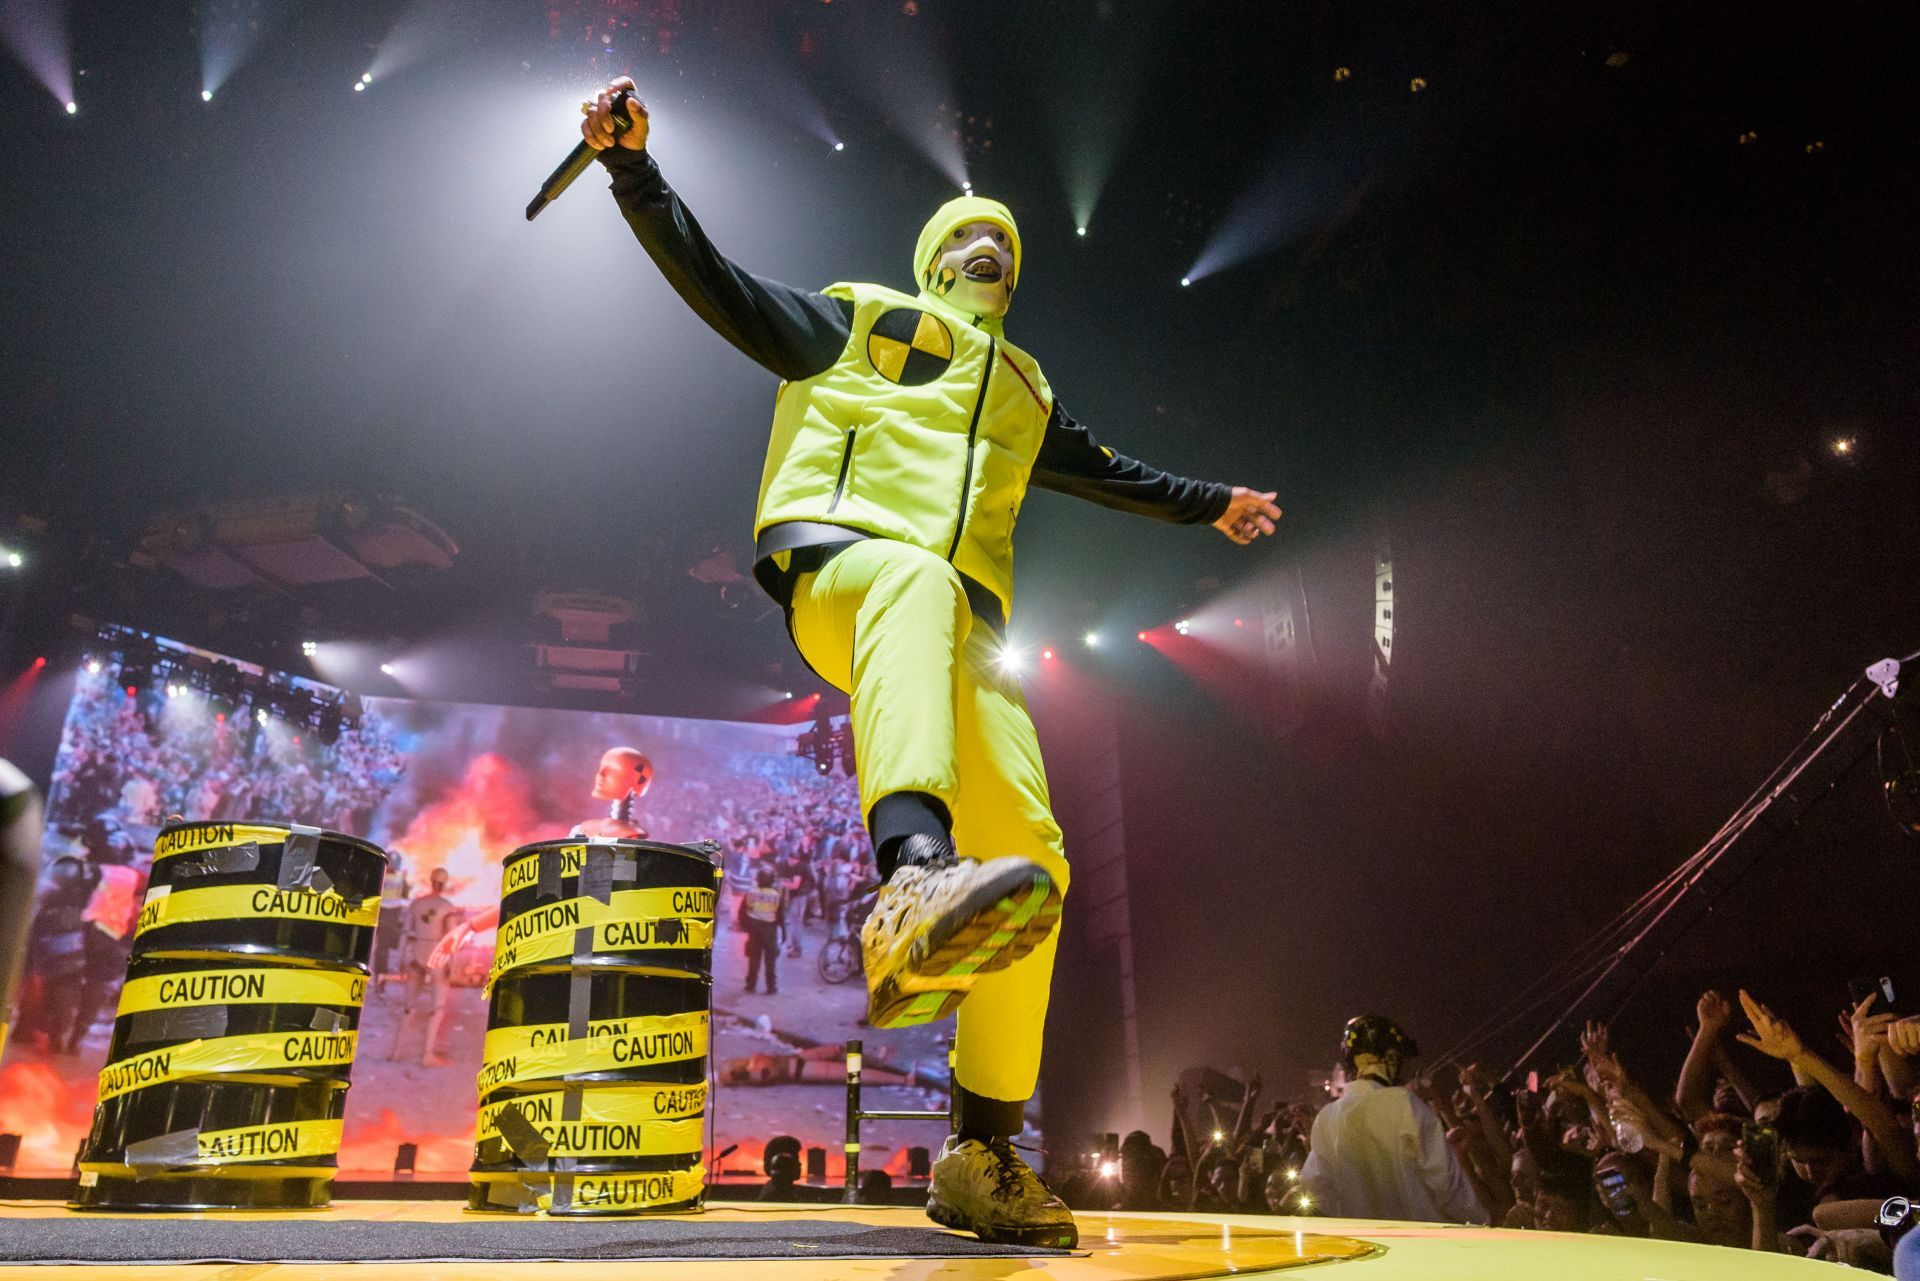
{"left": 580, "top": 76, "right": 649, "bottom": 151}
{"left": 1212, "top": 488, "right": 1281, "bottom": 545}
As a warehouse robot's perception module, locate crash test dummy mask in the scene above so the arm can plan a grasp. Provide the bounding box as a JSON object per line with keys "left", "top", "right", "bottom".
{"left": 591, "top": 747, "right": 654, "bottom": 801}
{"left": 917, "top": 198, "right": 1024, "bottom": 324}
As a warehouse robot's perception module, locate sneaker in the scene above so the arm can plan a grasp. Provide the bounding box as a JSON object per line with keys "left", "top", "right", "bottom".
{"left": 860, "top": 835, "right": 1061, "bottom": 1028}
{"left": 926, "top": 1135, "right": 1077, "bottom": 1248}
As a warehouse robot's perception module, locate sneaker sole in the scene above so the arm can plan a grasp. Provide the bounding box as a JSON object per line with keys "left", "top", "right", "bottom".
{"left": 927, "top": 1196, "right": 1079, "bottom": 1249}
{"left": 866, "top": 868, "right": 1062, "bottom": 1029}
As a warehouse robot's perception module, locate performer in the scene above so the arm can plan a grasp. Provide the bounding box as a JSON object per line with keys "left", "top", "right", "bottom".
{"left": 581, "top": 79, "right": 1280, "bottom": 1245}
{"left": 388, "top": 866, "right": 464, "bottom": 1067}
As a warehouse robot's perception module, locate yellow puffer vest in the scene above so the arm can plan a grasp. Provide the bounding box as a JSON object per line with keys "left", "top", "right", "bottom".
{"left": 755, "top": 279, "right": 1053, "bottom": 622}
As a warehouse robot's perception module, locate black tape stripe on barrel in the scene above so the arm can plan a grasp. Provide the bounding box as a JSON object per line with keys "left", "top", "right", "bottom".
{"left": 127, "top": 1004, "right": 229, "bottom": 1046}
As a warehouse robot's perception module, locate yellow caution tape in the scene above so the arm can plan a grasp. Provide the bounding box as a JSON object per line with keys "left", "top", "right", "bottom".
{"left": 477, "top": 1011, "right": 707, "bottom": 1094}
{"left": 136, "top": 884, "right": 379, "bottom": 937}
{"left": 153, "top": 823, "right": 289, "bottom": 861}
{"left": 500, "top": 845, "right": 592, "bottom": 895}
{"left": 479, "top": 1090, "right": 705, "bottom": 1157}
{"left": 486, "top": 887, "right": 714, "bottom": 987}
{"left": 470, "top": 1164, "right": 706, "bottom": 1212}
{"left": 97, "top": 1030, "right": 359, "bottom": 1101}
{"left": 109, "top": 1119, "right": 344, "bottom": 1166}
{"left": 117, "top": 968, "right": 367, "bottom": 1017}
{"left": 557, "top": 1165, "right": 705, "bottom": 1211}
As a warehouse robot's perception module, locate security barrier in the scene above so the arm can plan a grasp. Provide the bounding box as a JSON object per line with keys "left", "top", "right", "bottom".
{"left": 469, "top": 838, "right": 721, "bottom": 1216}
{"left": 71, "top": 821, "right": 386, "bottom": 1211}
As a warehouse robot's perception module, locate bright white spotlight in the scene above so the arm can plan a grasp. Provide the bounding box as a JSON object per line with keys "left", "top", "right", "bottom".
{"left": 379, "top": 662, "right": 396, "bottom": 676}
{"left": 961, "top": 180, "right": 972, "bottom": 193}
{"left": 165, "top": 683, "right": 180, "bottom": 698}
{"left": 85, "top": 660, "right": 102, "bottom": 675}
{"left": 360, "top": 72, "right": 372, "bottom": 84}
{"left": 255, "top": 707, "right": 269, "bottom": 725}
{"left": 301, "top": 640, "right": 318, "bottom": 657}
{"left": 65, "top": 101, "right": 77, "bottom": 114}
{"left": 1083, "top": 632, "right": 1099, "bottom": 648}
{"left": 200, "top": 89, "right": 212, "bottom": 102}
{"left": 1180, "top": 276, "right": 1192, "bottom": 287}
{"left": 996, "top": 646, "right": 1026, "bottom": 675}
{"left": 353, "top": 81, "right": 365, "bottom": 92}
{"left": 4, "top": 551, "right": 20, "bottom": 568}
{"left": 1076, "top": 226, "right": 1087, "bottom": 237}
{"left": 1832, "top": 436, "right": 1855, "bottom": 456}
{"left": 833, "top": 141, "right": 845, "bottom": 152}
{"left": 1175, "top": 619, "right": 1192, "bottom": 636}
{"left": 783, "top": 691, "right": 794, "bottom": 700}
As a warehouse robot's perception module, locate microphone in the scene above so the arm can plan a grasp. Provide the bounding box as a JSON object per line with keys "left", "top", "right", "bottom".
{"left": 526, "top": 88, "right": 638, "bottom": 222}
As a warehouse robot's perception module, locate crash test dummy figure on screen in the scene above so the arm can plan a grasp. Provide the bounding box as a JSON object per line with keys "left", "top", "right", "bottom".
{"left": 579, "top": 79, "right": 1281, "bottom": 1246}
{"left": 430, "top": 746, "right": 654, "bottom": 967}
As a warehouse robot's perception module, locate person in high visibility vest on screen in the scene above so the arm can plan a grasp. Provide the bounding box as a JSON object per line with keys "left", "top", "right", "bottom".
{"left": 737, "top": 865, "right": 786, "bottom": 996}
{"left": 580, "top": 78, "right": 1281, "bottom": 1246}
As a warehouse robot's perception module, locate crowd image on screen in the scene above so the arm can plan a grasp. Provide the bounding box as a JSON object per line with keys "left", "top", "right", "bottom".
{"left": 1048, "top": 990, "right": 1920, "bottom": 1271}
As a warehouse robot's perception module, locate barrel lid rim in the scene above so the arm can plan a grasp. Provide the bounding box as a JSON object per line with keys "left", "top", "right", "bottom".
{"left": 155, "top": 820, "right": 390, "bottom": 860}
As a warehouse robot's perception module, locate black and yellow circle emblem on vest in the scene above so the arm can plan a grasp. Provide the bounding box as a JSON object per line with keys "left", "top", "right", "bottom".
{"left": 866, "top": 307, "right": 954, "bottom": 387}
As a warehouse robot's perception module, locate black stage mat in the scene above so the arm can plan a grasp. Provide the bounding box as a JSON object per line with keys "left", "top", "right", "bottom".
{"left": 0, "top": 1216, "right": 1070, "bottom": 1264}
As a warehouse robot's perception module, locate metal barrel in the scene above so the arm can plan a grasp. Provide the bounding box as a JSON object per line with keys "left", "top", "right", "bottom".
{"left": 130, "top": 821, "right": 389, "bottom": 968}
{"left": 469, "top": 838, "right": 720, "bottom": 1216}
{"left": 72, "top": 820, "right": 387, "bottom": 1211}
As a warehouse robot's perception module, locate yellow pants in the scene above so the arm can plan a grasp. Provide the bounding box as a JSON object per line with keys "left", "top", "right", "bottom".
{"left": 790, "top": 538, "right": 1068, "bottom": 1106}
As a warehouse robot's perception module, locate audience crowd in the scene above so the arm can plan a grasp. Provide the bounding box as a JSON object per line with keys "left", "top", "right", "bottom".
{"left": 1058, "top": 991, "right": 1920, "bottom": 1269}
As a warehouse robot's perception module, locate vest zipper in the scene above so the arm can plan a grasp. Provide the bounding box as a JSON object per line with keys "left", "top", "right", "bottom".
{"left": 826, "top": 427, "right": 856, "bottom": 513}
{"left": 945, "top": 337, "right": 996, "bottom": 561}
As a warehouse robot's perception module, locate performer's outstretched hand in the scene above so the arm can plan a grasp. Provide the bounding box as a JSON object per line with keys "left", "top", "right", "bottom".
{"left": 1212, "top": 488, "right": 1282, "bottom": 545}
{"left": 580, "top": 76, "right": 650, "bottom": 152}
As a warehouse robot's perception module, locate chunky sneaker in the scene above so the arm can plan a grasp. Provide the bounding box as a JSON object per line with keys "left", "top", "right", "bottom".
{"left": 927, "top": 1135, "right": 1078, "bottom": 1248}
{"left": 860, "top": 835, "right": 1061, "bottom": 1028}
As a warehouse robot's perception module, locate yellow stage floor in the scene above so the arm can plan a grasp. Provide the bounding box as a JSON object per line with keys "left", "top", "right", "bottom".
{"left": 0, "top": 1198, "right": 1848, "bottom": 1278}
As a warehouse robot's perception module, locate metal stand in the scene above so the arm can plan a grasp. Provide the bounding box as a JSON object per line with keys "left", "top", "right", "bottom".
{"left": 842, "top": 1038, "right": 953, "bottom": 1203}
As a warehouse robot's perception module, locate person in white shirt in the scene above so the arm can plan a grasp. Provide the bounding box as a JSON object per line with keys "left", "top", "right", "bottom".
{"left": 1300, "top": 1015, "right": 1486, "bottom": 1224}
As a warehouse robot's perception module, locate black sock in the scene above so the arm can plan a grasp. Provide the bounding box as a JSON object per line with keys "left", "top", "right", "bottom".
{"left": 868, "top": 791, "right": 952, "bottom": 880}
{"left": 954, "top": 1083, "right": 1027, "bottom": 1144}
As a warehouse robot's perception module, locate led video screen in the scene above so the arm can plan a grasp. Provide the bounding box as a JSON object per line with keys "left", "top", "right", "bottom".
{"left": 1, "top": 633, "right": 1005, "bottom": 1181}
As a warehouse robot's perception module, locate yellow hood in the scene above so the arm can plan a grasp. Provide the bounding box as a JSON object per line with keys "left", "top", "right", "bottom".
{"left": 913, "top": 195, "right": 1022, "bottom": 337}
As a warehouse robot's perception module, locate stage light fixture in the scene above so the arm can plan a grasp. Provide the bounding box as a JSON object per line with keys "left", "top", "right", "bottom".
{"left": 1234, "top": 618, "right": 1244, "bottom": 628}
{"left": 997, "top": 647, "right": 1026, "bottom": 675}
{"left": 353, "top": 81, "right": 365, "bottom": 92}
{"left": 1136, "top": 631, "right": 1147, "bottom": 642}
{"left": 65, "top": 101, "right": 76, "bottom": 114}
{"left": 301, "top": 640, "right": 318, "bottom": 657}
{"left": 361, "top": 73, "right": 372, "bottom": 84}
{"left": 1042, "top": 648, "right": 1055, "bottom": 661}
{"left": 1180, "top": 276, "right": 1192, "bottom": 287}
{"left": 833, "top": 141, "right": 845, "bottom": 152}
{"left": 1211, "top": 1129, "right": 1224, "bottom": 1142}
{"left": 783, "top": 691, "right": 794, "bottom": 700}
{"left": 1285, "top": 1167, "right": 1299, "bottom": 1180}
{"left": 1175, "top": 619, "right": 1192, "bottom": 636}
{"left": 1076, "top": 226, "right": 1087, "bottom": 237}
{"left": 255, "top": 707, "right": 269, "bottom": 725}
{"left": 32, "top": 657, "right": 46, "bottom": 669}
{"left": 4, "top": 550, "right": 20, "bottom": 568}
{"left": 379, "top": 662, "right": 396, "bottom": 676}
{"left": 200, "top": 89, "right": 212, "bottom": 102}
{"left": 165, "top": 683, "right": 180, "bottom": 698}
{"left": 85, "top": 660, "right": 102, "bottom": 675}
{"left": 1833, "top": 436, "right": 1855, "bottom": 456}
{"left": 1098, "top": 1160, "right": 1117, "bottom": 1178}
{"left": 1084, "top": 632, "right": 1099, "bottom": 648}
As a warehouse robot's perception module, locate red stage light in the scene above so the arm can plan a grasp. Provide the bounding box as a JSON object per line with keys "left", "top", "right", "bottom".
{"left": 291, "top": 735, "right": 302, "bottom": 746}
{"left": 1234, "top": 618, "right": 1244, "bottom": 628}
{"left": 32, "top": 656, "right": 46, "bottom": 668}
{"left": 1042, "top": 649, "right": 1055, "bottom": 661}
{"left": 215, "top": 712, "right": 226, "bottom": 724}
{"left": 124, "top": 686, "right": 136, "bottom": 698}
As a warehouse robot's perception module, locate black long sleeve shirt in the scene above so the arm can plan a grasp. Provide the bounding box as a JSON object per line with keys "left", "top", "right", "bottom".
{"left": 599, "top": 148, "right": 1234, "bottom": 530}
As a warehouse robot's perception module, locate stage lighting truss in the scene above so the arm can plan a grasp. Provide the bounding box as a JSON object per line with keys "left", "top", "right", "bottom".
{"left": 86, "top": 624, "right": 362, "bottom": 741}
{"left": 794, "top": 713, "right": 856, "bottom": 777}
